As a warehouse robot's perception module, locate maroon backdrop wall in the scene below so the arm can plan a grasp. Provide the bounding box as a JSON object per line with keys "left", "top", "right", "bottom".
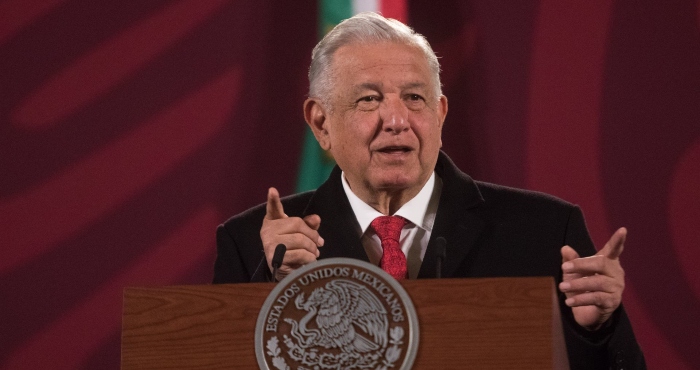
{"left": 1, "top": 1, "right": 698, "bottom": 369}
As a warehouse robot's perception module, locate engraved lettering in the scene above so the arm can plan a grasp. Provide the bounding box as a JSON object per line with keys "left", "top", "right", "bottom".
{"left": 257, "top": 261, "right": 416, "bottom": 370}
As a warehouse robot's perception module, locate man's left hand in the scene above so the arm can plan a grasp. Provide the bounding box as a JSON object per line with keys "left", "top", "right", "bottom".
{"left": 559, "top": 227, "right": 627, "bottom": 331}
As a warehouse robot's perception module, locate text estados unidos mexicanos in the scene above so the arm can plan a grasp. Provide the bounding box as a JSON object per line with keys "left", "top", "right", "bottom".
{"left": 265, "top": 267, "right": 405, "bottom": 332}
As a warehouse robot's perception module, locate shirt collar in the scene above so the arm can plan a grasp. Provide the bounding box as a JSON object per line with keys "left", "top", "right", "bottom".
{"left": 341, "top": 172, "right": 438, "bottom": 234}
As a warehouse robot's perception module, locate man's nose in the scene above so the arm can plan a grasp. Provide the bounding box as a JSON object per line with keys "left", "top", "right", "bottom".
{"left": 379, "top": 97, "right": 409, "bottom": 133}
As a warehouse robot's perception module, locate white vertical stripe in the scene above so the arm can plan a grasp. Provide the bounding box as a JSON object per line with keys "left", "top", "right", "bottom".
{"left": 352, "top": 0, "right": 379, "bottom": 14}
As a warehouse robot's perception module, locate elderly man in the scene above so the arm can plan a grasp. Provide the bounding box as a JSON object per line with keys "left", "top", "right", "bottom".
{"left": 214, "top": 12, "right": 645, "bottom": 369}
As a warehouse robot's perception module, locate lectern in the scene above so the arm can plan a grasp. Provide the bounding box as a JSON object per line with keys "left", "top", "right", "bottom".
{"left": 122, "top": 277, "right": 569, "bottom": 369}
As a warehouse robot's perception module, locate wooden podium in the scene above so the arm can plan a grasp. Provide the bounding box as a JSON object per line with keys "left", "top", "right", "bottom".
{"left": 122, "top": 277, "right": 569, "bottom": 369}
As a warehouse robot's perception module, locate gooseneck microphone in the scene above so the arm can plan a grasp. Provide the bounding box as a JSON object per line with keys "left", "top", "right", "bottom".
{"left": 435, "top": 237, "right": 447, "bottom": 279}
{"left": 271, "top": 244, "right": 286, "bottom": 282}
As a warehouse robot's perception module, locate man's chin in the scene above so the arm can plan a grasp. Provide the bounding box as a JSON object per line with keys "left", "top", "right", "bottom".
{"left": 369, "top": 174, "right": 420, "bottom": 193}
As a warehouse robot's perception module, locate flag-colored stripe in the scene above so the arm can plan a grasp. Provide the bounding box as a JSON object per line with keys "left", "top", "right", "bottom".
{"left": 381, "top": 0, "right": 407, "bottom": 22}
{"left": 352, "top": 0, "right": 379, "bottom": 15}
{"left": 320, "top": 0, "right": 352, "bottom": 36}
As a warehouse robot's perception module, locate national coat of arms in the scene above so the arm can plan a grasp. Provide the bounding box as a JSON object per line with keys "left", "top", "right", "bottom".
{"left": 255, "top": 258, "right": 419, "bottom": 370}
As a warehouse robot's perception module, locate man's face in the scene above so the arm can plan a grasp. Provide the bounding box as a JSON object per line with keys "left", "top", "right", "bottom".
{"left": 306, "top": 42, "right": 447, "bottom": 201}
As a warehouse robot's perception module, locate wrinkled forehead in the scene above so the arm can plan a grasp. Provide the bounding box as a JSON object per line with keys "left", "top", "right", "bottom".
{"left": 333, "top": 41, "right": 427, "bottom": 67}
{"left": 329, "top": 42, "right": 435, "bottom": 90}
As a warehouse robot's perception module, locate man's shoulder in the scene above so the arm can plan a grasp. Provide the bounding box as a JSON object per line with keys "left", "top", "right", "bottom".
{"left": 473, "top": 180, "right": 576, "bottom": 210}
{"left": 222, "top": 190, "right": 316, "bottom": 228}
{"left": 436, "top": 151, "right": 577, "bottom": 213}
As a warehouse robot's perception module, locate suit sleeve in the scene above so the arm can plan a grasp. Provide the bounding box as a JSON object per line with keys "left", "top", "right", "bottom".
{"left": 213, "top": 222, "right": 273, "bottom": 283}
{"left": 561, "top": 206, "right": 646, "bottom": 370}
{"left": 213, "top": 224, "right": 250, "bottom": 283}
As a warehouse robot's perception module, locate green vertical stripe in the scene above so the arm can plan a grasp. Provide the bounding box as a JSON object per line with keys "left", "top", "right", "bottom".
{"left": 319, "top": 0, "right": 352, "bottom": 37}
{"left": 295, "top": 0, "right": 354, "bottom": 192}
{"left": 296, "top": 128, "right": 336, "bottom": 192}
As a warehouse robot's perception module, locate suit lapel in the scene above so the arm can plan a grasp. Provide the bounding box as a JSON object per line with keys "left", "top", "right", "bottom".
{"left": 419, "top": 152, "right": 485, "bottom": 279}
{"left": 302, "top": 166, "right": 370, "bottom": 262}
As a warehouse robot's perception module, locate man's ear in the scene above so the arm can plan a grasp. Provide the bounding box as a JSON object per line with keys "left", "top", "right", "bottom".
{"left": 437, "top": 95, "right": 448, "bottom": 128}
{"left": 437, "top": 95, "right": 448, "bottom": 147}
{"left": 303, "top": 98, "right": 331, "bottom": 150}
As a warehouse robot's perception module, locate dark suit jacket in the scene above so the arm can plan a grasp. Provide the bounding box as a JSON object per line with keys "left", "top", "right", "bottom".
{"left": 214, "top": 151, "right": 645, "bottom": 369}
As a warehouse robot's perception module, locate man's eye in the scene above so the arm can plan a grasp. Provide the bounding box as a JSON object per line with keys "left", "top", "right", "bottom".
{"left": 356, "top": 96, "right": 381, "bottom": 110}
{"left": 358, "top": 96, "right": 378, "bottom": 102}
{"left": 405, "top": 94, "right": 426, "bottom": 110}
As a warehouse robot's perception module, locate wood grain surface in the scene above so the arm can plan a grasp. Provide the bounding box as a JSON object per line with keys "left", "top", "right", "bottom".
{"left": 122, "top": 277, "right": 566, "bottom": 369}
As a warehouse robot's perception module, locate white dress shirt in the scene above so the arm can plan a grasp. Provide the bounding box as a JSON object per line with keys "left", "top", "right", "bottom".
{"left": 341, "top": 172, "right": 442, "bottom": 279}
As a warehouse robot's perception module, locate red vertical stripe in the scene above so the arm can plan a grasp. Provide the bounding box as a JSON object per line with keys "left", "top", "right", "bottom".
{"left": 380, "top": 0, "right": 407, "bottom": 23}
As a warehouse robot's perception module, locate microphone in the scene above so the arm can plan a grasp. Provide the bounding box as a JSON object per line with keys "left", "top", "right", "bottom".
{"left": 271, "top": 244, "right": 286, "bottom": 282}
{"left": 435, "top": 237, "right": 447, "bottom": 279}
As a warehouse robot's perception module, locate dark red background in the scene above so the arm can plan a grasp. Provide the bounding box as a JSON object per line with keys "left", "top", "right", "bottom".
{"left": 1, "top": 1, "right": 698, "bottom": 368}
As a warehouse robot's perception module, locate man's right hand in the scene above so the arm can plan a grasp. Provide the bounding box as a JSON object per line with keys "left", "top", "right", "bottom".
{"left": 260, "top": 187, "right": 324, "bottom": 281}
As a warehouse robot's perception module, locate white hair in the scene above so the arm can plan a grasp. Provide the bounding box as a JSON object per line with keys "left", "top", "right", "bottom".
{"left": 308, "top": 12, "right": 442, "bottom": 106}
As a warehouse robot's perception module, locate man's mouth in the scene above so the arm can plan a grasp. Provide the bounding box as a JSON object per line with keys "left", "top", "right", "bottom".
{"left": 377, "top": 146, "right": 412, "bottom": 154}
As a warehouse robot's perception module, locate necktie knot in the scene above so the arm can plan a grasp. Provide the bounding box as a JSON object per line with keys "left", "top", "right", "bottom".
{"left": 371, "top": 216, "right": 407, "bottom": 280}
{"left": 371, "top": 215, "right": 406, "bottom": 242}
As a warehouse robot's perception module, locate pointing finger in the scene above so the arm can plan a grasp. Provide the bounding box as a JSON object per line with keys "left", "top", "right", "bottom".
{"left": 599, "top": 227, "right": 626, "bottom": 260}
{"left": 265, "top": 187, "right": 286, "bottom": 220}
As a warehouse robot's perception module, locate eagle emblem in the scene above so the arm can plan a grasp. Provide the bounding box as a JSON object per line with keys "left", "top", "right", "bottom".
{"left": 256, "top": 259, "right": 417, "bottom": 370}
{"left": 285, "top": 279, "right": 388, "bottom": 354}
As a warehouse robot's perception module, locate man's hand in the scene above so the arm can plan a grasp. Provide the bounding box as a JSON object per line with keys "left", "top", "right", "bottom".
{"left": 260, "top": 187, "right": 324, "bottom": 281}
{"left": 558, "top": 227, "right": 627, "bottom": 331}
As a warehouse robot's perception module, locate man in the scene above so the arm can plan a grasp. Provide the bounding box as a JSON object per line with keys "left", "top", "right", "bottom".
{"left": 214, "top": 12, "right": 645, "bottom": 369}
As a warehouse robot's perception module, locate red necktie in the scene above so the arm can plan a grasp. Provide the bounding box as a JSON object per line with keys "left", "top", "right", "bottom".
{"left": 371, "top": 216, "right": 408, "bottom": 280}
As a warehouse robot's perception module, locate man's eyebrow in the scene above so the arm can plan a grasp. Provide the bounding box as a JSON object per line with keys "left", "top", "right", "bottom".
{"left": 401, "top": 82, "right": 428, "bottom": 90}
{"left": 352, "top": 83, "right": 382, "bottom": 94}
{"left": 351, "top": 82, "right": 428, "bottom": 94}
